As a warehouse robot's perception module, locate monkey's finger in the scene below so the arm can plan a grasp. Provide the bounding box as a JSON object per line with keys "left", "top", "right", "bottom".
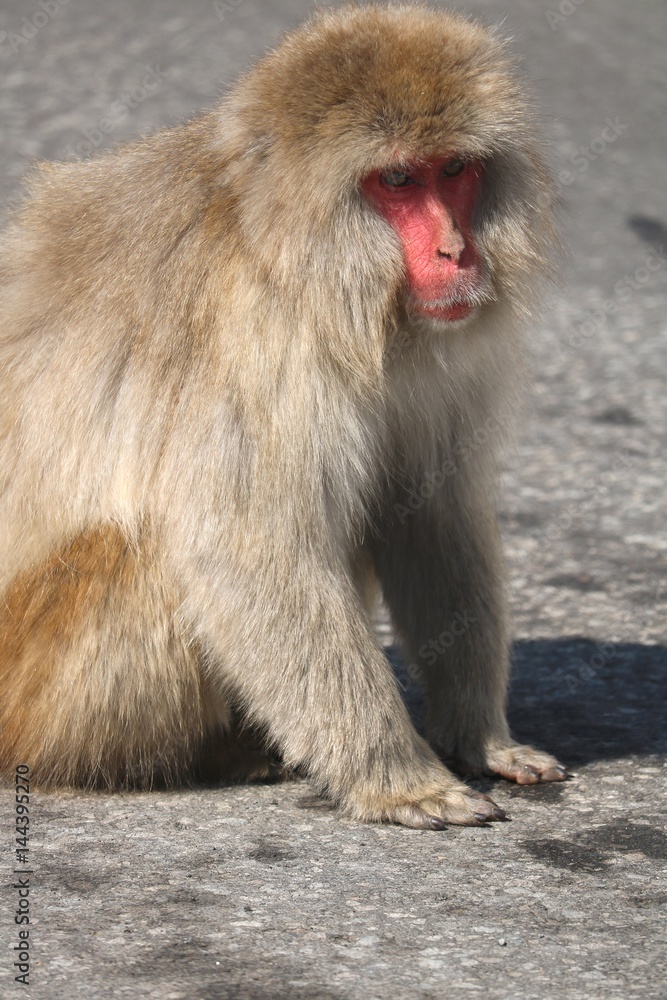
{"left": 509, "top": 762, "right": 568, "bottom": 784}
{"left": 477, "top": 793, "right": 508, "bottom": 821}
{"left": 486, "top": 744, "right": 569, "bottom": 784}
{"left": 387, "top": 805, "right": 449, "bottom": 830}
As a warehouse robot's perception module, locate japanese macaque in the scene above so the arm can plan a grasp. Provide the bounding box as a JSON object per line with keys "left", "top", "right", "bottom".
{"left": 0, "top": 4, "right": 566, "bottom": 828}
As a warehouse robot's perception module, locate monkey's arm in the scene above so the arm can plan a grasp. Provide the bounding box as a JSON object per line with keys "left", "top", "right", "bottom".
{"left": 371, "top": 465, "right": 567, "bottom": 785}
{"left": 156, "top": 463, "right": 505, "bottom": 828}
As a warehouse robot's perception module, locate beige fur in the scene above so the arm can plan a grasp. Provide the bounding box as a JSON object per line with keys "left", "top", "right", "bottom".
{"left": 0, "top": 4, "right": 564, "bottom": 827}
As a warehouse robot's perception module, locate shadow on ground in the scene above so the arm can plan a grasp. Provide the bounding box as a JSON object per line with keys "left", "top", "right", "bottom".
{"left": 388, "top": 638, "right": 667, "bottom": 769}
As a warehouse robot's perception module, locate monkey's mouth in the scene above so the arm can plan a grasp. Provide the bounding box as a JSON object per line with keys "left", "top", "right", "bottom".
{"left": 413, "top": 301, "right": 476, "bottom": 322}
{"left": 408, "top": 268, "right": 494, "bottom": 324}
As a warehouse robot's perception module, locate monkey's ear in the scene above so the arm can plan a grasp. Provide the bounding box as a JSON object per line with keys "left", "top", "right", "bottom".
{"left": 213, "top": 97, "right": 274, "bottom": 164}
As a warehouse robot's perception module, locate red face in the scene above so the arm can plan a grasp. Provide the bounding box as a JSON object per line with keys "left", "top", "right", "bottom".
{"left": 361, "top": 155, "right": 487, "bottom": 324}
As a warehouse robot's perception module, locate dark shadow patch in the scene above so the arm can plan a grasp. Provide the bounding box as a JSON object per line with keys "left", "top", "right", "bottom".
{"left": 37, "top": 864, "right": 115, "bottom": 896}
{"left": 387, "top": 638, "right": 667, "bottom": 769}
{"left": 248, "top": 837, "right": 297, "bottom": 864}
{"left": 627, "top": 214, "right": 667, "bottom": 247}
{"left": 295, "top": 793, "right": 335, "bottom": 812}
{"left": 500, "top": 778, "right": 567, "bottom": 803}
{"left": 543, "top": 573, "right": 605, "bottom": 592}
{"left": 507, "top": 639, "right": 667, "bottom": 767}
{"left": 592, "top": 405, "right": 642, "bottom": 426}
{"left": 590, "top": 819, "right": 667, "bottom": 860}
{"left": 628, "top": 893, "right": 667, "bottom": 909}
{"left": 144, "top": 939, "right": 344, "bottom": 999}
{"left": 522, "top": 820, "right": 667, "bottom": 875}
{"left": 522, "top": 837, "right": 609, "bottom": 873}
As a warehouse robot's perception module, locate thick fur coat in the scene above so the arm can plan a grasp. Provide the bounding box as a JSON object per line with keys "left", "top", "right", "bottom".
{"left": 0, "top": 5, "right": 562, "bottom": 827}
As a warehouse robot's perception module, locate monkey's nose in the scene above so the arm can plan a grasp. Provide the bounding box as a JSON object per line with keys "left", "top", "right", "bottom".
{"left": 436, "top": 229, "right": 465, "bottom": 264}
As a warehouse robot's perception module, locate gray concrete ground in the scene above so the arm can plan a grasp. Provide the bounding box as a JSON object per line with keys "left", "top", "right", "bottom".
{"left": 0, "top": 0, "right": 665, "bottom": 997}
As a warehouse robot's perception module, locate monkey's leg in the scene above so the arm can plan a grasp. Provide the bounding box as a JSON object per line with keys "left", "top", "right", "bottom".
{"left": 0, "top": 525, "right": 277, "bottom": 788}
{"left": 372, "top": 490, "right": 567, "bottom": 786}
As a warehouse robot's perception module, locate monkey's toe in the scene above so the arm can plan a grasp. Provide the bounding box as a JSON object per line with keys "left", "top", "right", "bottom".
{"left": 485, "top": 743, "right": 568, "bottom": 785}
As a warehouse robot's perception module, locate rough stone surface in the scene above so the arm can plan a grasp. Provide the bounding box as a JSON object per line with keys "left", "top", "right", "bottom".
{"left": 0, "top": 1, "right": 665, "bottom": 997}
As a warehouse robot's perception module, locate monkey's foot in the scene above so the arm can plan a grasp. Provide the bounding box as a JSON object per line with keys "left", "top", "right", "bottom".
{"left": 347, "top": 775, "right": 507, "bottom": 829}
{"left": 484, "top": 743, "right": 568, "bottom": 785}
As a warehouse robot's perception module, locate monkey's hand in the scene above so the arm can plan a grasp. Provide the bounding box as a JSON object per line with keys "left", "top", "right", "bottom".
{"left": 480, "top": 742, "right": 568, "bottom": 785}
{"left": 342, "top": 760, "right": 508, "bottom": 830}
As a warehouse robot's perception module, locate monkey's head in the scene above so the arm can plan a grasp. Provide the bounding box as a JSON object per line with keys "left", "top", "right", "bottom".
{"left": 218, "top": 4, "right": 556, "bottom": 333}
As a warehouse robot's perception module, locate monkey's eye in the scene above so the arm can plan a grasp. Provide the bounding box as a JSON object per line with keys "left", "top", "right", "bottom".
{"left": 380, "top": 171, "right": 414, "bottom": 188}
{"left": 442, "top": 158, "right": 465, "bottom": 178}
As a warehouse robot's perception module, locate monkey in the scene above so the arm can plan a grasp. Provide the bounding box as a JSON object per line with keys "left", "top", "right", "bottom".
{"left": 0, "top": 4, "right": 567, "bottom": 829}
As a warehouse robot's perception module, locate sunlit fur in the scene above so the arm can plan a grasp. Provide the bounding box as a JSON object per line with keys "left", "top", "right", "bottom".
{"left": 0, "top": 5, "right": 564, "bottom": 826}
